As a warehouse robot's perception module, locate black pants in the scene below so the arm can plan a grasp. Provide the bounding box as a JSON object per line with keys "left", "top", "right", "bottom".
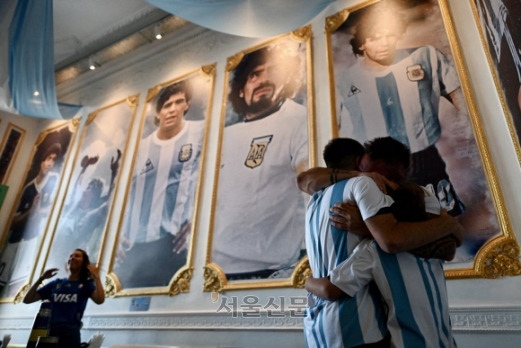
{"left": 49, "top": 326, "right": 80, "bottom": 348}
{"left": 115, "top": 234, "right": 188, "bottom": 288}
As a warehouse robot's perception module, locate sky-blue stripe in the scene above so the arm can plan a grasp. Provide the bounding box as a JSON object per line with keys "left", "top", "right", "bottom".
{"left": 378, "top": 249, "right": 426, "bottom": 347}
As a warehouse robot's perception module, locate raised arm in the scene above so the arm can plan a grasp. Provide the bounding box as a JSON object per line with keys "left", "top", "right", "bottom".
{"left": 87, "top": 264, "right": 105, "bottom": 304}
{"left": 23, "top": 268, "right": 58, "bottom": 304}
{"left": 297, "top": 167, "right": 395, "bottom": 195}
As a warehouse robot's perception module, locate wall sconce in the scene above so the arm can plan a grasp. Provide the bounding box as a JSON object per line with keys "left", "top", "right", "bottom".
{"left": 154, "top": 24, "right": 162, "bottom": 40}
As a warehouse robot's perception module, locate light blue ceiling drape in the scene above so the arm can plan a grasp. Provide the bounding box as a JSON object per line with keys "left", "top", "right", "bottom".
{"left": 145, "top": 0, "right": 335, "bottom": 37}
{"left": 1, "top": 0, "right": 336, "bottom": 119}
{"left": 8, "top": 0, "right": 64, "bottom": 119}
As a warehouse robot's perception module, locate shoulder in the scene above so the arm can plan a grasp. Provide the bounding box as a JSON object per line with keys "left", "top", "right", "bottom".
{"left": 279, "top": 99, "right": 307, "bottom": 117}
{"left": 185, "top": 119, "right": 205, "bottom": 129}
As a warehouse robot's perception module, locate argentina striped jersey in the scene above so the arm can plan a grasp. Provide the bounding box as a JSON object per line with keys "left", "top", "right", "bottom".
{"left": 337, "top": 46, "right": 460, "bottom": 153}
{"left": 304, "top": 176, "right": 393, "bottom": 347}
{"left": 330, "top": 240, "right": 457, "bottom": 348}
{"left": 125, "top": 120, "right": 204, "bottom": 245}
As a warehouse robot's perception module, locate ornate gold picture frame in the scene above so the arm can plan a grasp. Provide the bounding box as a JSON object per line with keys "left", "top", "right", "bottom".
{"left": 205, "top": 27, "right": 316, "bottom": 292}
{"left": 0, "top": 120, "right": 79, "bottom": 303}
{"left": 325, "top": 0, "right": 519, "bottom": 279}
{"left": 41, "top": 96, "right": 139, "bottom": 285}
{"left": 108, "top": 65, "right": 216, "bottom": 296}
{"left": 469, "top": 0, "right": 521, "bottom": 164}
{"left": 0, "top": 122, "right": 25, "bottom": 184}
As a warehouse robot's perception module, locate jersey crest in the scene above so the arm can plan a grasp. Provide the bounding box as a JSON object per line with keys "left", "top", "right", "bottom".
{"left": 406, "top": 64, "right": 425, "bottom": 81}
{"left": 245, "top": 135, "right": 273, "bottom": 169}
{"left": 348, "top": 84, "right": 361, "bottom": 97}
{"left": 140, "top": 158, "right": 154, "bottom": 175}
{"left": 178, "top": 143, "right": 193, "bottom": 162}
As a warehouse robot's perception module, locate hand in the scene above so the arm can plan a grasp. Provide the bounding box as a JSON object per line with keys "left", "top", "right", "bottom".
{"left": 172, "top": 221, "right": 191, "bottom": 253}
{"left": 41, "top": 268, "right": 59, "bottom": 280}
{"left": 329, "top": 201, "right": 370, "bottom": 236}
{"left": 80, "top": 155, "right": 99, "bottom": 169}
{"left": 116, "top": 235, "right": 131, "bottom": 264}
{"left": 31, "top": 194, "right": 41, "bottom": 210}
{"left": 87, "top": 264, "right": 100, "bottom": 279}
{"left": 111, "top": 149, "right": 122, "bottom": 178}
{"left": 360, "top": 172, "right": 398, "bottom": 194}
{"left": 305, "top": 276, "right": 345, "bottom": 301}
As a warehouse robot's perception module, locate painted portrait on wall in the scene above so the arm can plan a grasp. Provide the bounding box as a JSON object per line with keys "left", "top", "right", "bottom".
{"left": 42, "top": 96, "right": 139, "bottom": 279}
{"left": 206, "top": 29, "right": 315, "bottom": 291}
{"left": 109, "top": 66, "right": 215, "bottom": 295}
{"left": 326, "top": 0, "right": 517, "bottom": 277}
{"left": 0, "top": 120, "right": 77, "bottom": 301}
{"left": 0, "top": 123, "right": 25, "bottom": 184}
{"left": 471, "top": 0, "right": 521, "bottom": 158}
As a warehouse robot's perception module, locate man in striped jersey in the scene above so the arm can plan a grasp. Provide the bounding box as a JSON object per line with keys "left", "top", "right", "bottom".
{"left": 336, "top": 3, "right": 466, "bottom": 216}
{"left": 306, "top": 182, "right": 458, "bottom": 347}
{"left": 303, "top": 137, "right": 463, "bottom": 347}
{"left": 115, "top": 80, "right": 203, "bottom": 288}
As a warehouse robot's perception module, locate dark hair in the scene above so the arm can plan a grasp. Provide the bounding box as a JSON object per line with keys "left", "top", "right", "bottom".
{"left": 228, "top": 44, "right": 302, "bottom": 116}
{"left": 155, "top": 80, "right": 193, "bottom": 114}
{"left": 389, "top": 183, "right": 427, "bottom": 222}
{"left": 364, "top": 137, "right": 411, "bottom": 170}
{"left": 75, "top": 248, "right": 92, "bottom": 281}
{"left": 350, "top": 3, "right": 407, "bottom": 56}
{"left": 43, "top": 143, "right": 62, "bottom": 161}
{"left": 323, "top": 138, "right": 365, "bottom": 169}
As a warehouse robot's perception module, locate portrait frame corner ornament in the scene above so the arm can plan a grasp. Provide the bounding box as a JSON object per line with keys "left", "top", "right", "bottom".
{"left": 105, "top": 273, "right": 120, "bottom": 298}
{"left": 203, "top": 262, "right": 226, "bottom": 293}
{"left": 291, "top": 255, "right": 311, "bottom": 288}
{"left": 168, "top": 266, "right": 193, "bottom": 296}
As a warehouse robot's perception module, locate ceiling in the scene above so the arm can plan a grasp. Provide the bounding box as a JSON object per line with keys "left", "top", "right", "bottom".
{"left": 53, "top": 0, "right": 188, "bottom": 84}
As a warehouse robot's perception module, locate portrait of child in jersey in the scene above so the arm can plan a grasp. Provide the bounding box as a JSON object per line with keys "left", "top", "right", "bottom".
{"left": 111, "top": 68, "right": 214, "bottom": 294}
{"left": 208, "top": 33, "right": 315, "bottom": 289}
{"left": 0, "top": 121, "right": 75, "bottom": 299}
{"left": 327, "top": 0, "right": 505, "bottom": 267}
{"left": 44, "top": 96, "right": 138, "bottom": 282}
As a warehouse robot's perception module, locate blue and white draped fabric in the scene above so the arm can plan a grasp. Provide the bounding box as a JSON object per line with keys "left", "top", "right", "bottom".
{"left": 8, "top": 0, "right": 64, "bottom": 119}
{"left": 145, "top": 0, "right": 335, "bottom": 38}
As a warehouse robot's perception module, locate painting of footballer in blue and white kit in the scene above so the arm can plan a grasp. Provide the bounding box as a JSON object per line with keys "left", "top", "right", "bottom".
{"left": 44, "top": 96, "right": 138, "bottom": 281}
{"left": 0, "top": 122, "right": 75, "bottom": 299}
{"left": 113, "top": 70, "right": 213, "bottom": 292}
{"left": 328, "top": 0, "right": 502, "bottom": 264}
{"left": 210, "top": 34, "right": 314, "bottom": 285}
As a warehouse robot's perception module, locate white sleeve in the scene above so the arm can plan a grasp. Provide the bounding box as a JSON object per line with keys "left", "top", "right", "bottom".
{"left": 349, "top": 176, "right": 394, "bottom": 220}
{"left": 329, "top": 240, "right": 378, "bottom": 296}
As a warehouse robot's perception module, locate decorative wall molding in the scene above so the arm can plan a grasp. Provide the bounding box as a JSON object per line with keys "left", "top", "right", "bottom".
{"left": 3, "top": 307, "right": 521, "bottom": 332}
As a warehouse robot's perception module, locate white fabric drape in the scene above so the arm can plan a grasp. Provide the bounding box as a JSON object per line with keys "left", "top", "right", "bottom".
{"left": 146, "top": 0, "right": 335, "bottom": 37}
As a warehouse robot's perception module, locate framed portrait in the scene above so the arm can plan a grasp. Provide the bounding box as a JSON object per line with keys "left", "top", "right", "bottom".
{"left": 205, "top": 28, "right": 316, "bottom": 292}
{"left": 108, "top": 65, "right": 215, "bottom": 296}
{"left": 0, "top": 120, "right": 78, "bottom": 302}
{"left": 41, "top": 96, "right": 139, "bottom": 281}
{"left": 325, "top": 0, "right": 519, "bottom": 278}
{"left": 0, "top": 123, "right": 25, "bottom": 184}
{"left": 470, "top": 0, "right": 521, "bottom": 162}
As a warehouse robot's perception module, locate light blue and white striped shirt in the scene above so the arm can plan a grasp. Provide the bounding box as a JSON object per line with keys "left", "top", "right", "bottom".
{"left": 125, "top": 120, "right": 204, "bottom": 245}
{"left": 330, "top": 240, "right": 457, "bottom": 348}
{"left": 337, "top": 46, "right": 460, "bottom": 153}
{"left": 304, "top": 176, "right": 392, "bottom": 348}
